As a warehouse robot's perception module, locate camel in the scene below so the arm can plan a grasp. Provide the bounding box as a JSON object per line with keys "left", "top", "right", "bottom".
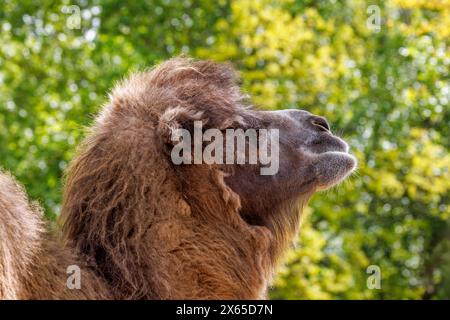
{"left": 0, "top": 58, "right": 356, "bottom": 299}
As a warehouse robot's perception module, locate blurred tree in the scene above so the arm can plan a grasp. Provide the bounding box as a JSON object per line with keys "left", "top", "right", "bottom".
{"left": 0, "top": 0, "right": 448, "bottom": 298}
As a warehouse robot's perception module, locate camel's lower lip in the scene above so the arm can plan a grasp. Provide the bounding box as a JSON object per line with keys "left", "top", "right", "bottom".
{"left": 323, "top": 151, "right": 358, "bottom": 171}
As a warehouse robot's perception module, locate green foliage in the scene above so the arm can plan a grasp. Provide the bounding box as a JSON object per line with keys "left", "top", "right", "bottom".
{"left": 0, "top": 0, "right": 448, "bottom": 299}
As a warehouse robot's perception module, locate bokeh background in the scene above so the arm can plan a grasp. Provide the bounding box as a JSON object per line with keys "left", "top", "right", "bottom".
{"left": 0, "top": 0, "right": 449, "bottom": 299}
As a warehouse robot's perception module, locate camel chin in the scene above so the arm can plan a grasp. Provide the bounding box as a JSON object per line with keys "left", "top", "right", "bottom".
{"left": 314, "top": 151, "right": 357, "bottom": 190}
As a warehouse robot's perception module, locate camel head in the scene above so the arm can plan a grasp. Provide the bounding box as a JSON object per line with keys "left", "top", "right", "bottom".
{"left": 224, "top": 108, "right": 357, "bottom": 227}
{"left": 61, "top": 57, "right": 357, "bottom": 298}
{"left": 156, "top": 59, "right": 357, "bottom": 243}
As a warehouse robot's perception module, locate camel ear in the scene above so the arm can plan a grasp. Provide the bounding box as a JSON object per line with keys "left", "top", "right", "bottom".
{"left": 157, "top": 106, "right": 245, "bottom": 145}
{"left": 157, "top": 106, "right": 206, "bottom": 145}
{"left": 313, "top": 152, "right": 357, "bottom": 190}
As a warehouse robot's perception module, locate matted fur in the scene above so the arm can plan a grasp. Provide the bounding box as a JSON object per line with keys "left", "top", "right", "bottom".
{"left": 0, "top": 171, "right": 108, "bottom": 299}
{"left": 0, "top": 58, "right": 354, "bottom": 299}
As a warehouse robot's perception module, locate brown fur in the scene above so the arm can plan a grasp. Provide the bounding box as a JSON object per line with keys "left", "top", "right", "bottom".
{"left": 0, "top": 58, "right": 356, "bottom": 299}
{"left": 0, "top": 171, "right": 109, "bottom": 299}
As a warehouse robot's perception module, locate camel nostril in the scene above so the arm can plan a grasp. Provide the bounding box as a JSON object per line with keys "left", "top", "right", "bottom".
{"left": 311, "top": 117, "right": 331, "bottom": 133}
